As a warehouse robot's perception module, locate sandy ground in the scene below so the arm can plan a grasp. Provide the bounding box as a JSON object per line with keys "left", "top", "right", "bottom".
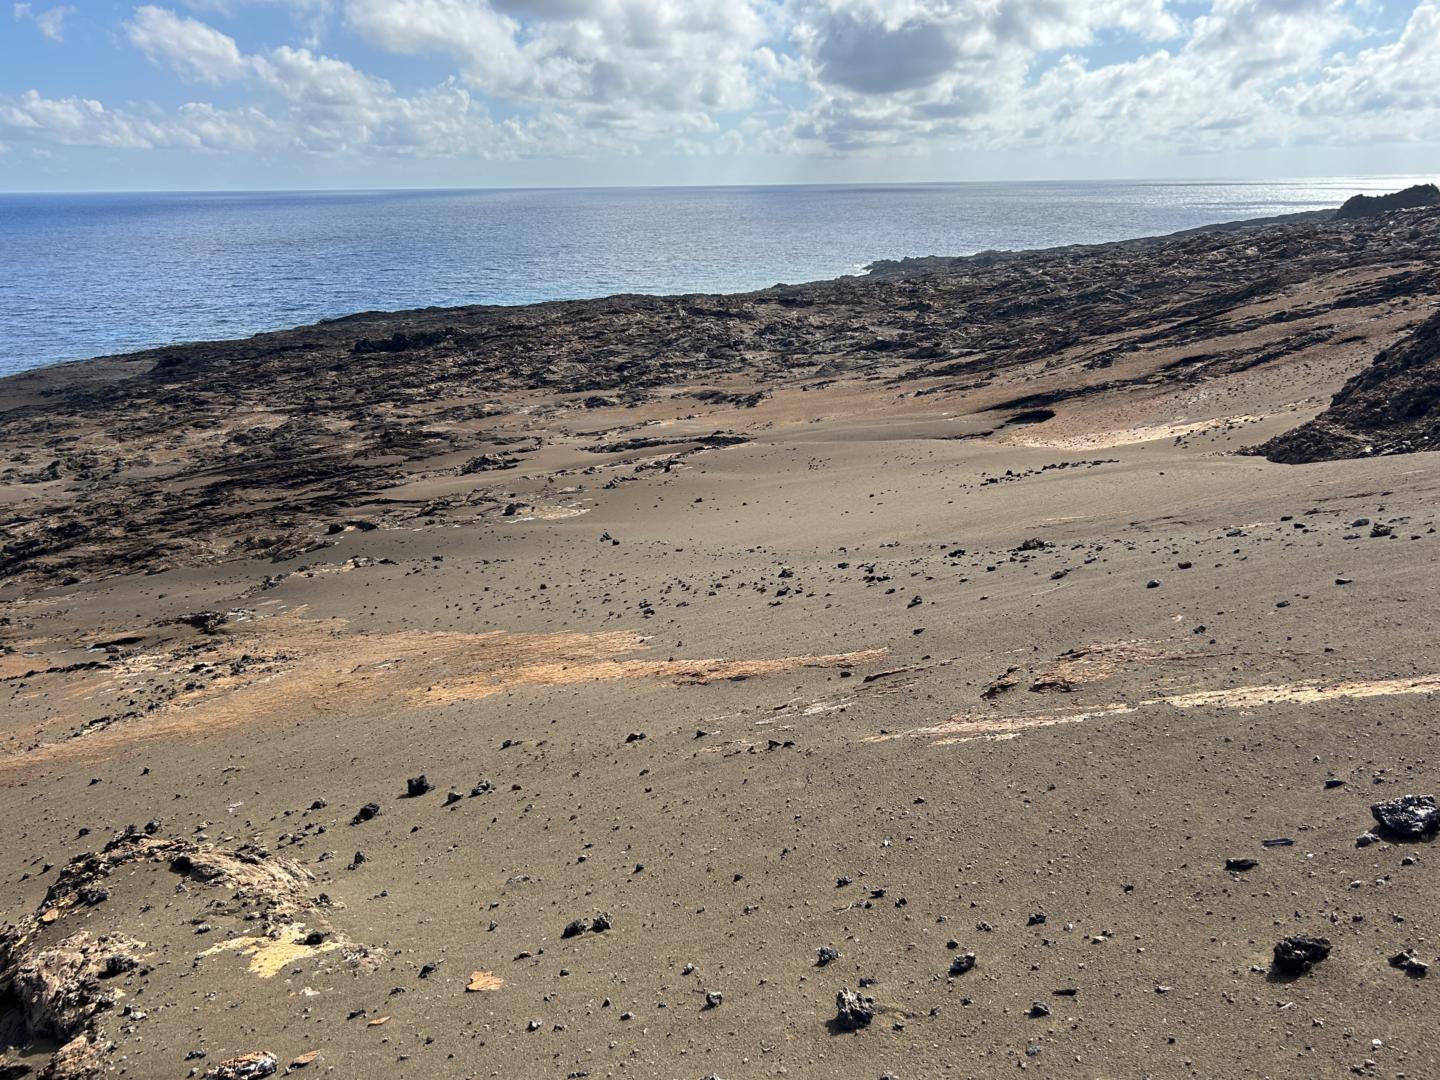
{"left": 1, "top": 214, "right": 1439, "bottom": 1080}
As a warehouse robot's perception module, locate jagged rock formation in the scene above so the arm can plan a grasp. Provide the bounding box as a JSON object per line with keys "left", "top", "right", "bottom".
{"left": 0, "top": 832, "right": 369, "bottom": 1079}
{"left": 1259, "top": 308, "right": 1440, "bottom": 462}
{"left": 1333, "top": 183, "right": 1440, "bottom": 220}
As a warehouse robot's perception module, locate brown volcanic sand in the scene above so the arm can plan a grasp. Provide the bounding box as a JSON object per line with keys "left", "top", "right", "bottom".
{"left": 1, "top": 211, "right": 1440, "bottom": 1079}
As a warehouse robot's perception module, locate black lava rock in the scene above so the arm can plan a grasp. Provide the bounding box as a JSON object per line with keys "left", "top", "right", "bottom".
{"left": 1272, "top": 935, "right": 1331, "bottom": 976}
{"left": 1389, "top": 950, "right": 1429, "bottom": 978}
{"left": 1371, "top": 794, "right": 1439, "bottom": 839}
{"left": 834, "top": 987, "right": 875, "bottom": 1030}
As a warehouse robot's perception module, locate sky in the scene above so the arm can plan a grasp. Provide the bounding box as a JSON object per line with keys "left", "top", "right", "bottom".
{"left": 1, "top": 0, "right": 1438, "bottom": 191}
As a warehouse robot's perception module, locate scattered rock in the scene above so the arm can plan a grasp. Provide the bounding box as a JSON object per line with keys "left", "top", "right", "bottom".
{"left": 833, "top": 987, "right": 875, "bottom": 1031}
{"left": 1371, "top": 794, "right": 1439, "bottom": 840}
{"left": 203, "top": 1052, "right": 278, "bottom": 1079}
{"left": 1272, "top": 935, "right": 1331, "bottom": 976}
{"left": 1389, "top": 950, "right": 1429, "bottom": 978}
{"left": 459, "top": 453, "right": 518, "bottom": 474}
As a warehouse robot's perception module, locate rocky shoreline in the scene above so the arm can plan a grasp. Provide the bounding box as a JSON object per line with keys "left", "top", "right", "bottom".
{"left": 3, "top": 203, "right": 1438, "bottom": 591}
{"left": 1, "top": 196, "right": 1439, "bottom": 1079}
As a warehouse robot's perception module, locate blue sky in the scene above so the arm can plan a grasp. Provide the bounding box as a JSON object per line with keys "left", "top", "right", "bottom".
{"left": 2, "top": 0, "right": 1438, "bottom": 191}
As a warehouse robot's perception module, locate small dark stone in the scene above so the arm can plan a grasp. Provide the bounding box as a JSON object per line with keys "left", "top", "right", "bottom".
{"left": 1027, "top": 912, "right": 1047, "bottom": 926}
{"left": 1389, "top": 950, "right": 1429, "bottom": 978}
{"left": 1324, "top": 778, "right": 1346, "bottom": 789}
{"left": 816, "top": 945, "right": 841, "bottom": 966}
{"left": 591, "top": 911, "right": 613, "bottom": 933}
{"left": 1027, "top": 1001, "right": 1051, "bottom": 1018}
{"left": 101, "top": 954, "right": 137, "bottom": 978}
{"left": 350, "top": 802, "right": 380, "bottom": 825}
{"left": 1272, "top": 935, "right": 1331, "bottom": 976}
{"left": 562, "top": 918, "right": 590, "bottom": 939}
{"left": 1224, "top": 858, "right": 1258, "bottom": 872}
{"left": 405, "top": 775, "right": 433, "bottom": 798}
{"left": 834, "top": 987, "right": 875, "bottom": 1030}
{"left": 703, "top": 990, "right": 723, "bottom": 1009}
{"left": 625, "top": 731, "right": 646, "bottom": 743}
{"left": 948, "top": 952, "right": 976, "bottom": 976}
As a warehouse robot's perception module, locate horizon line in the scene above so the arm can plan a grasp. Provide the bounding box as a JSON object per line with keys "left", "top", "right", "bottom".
{"left": 1, "top": 171, "right": 1434, "bottom": 198}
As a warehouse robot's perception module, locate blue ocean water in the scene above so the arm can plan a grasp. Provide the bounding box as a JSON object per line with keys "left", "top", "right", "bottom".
{"left": 0, "top": 176, "right": 1430, "bottom": 377}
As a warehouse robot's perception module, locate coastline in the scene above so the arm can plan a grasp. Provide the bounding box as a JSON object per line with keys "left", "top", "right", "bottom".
{"left": 0, "top": 200, "right": 1346, "bottom": 383}
{"left": 1, "top": 200, "right": 1439, "bottom": 1080}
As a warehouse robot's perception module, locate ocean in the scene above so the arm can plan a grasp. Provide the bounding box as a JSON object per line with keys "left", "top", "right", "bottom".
{"left": 0, "top": 176, "right": 1430, "bottom": 377}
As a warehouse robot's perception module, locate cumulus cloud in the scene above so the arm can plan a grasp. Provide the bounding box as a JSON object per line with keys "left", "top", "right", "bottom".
{"left": 775, "top": 0, "right": 1190, "bottom": 153}
{"left": 0, "top": 89, "right": 273, "bottom": 151}
{"left": 5, "top": 0, "right": 1440, "bottom": 168}
{"left": 344, "top": 0, "right": 771, "bottom": 125}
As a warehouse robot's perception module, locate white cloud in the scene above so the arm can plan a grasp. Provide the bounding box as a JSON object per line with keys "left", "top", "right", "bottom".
{"left": 5, "top": 0, "right": 1440, "bottom": 171}
{"left": 774, "top": 0, "right": 1189, "bottom": 153}
{"left": 344, "top": 0, "right": 772, "bottom": 122}
{"left": 0, "top": 89, "right": 271, "bottom": 150}
{"left": 13, "top": 2, "right": 75, "bottom": 40}
{"left": 129, "top": 5, "right": 251, "bottom": 83}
